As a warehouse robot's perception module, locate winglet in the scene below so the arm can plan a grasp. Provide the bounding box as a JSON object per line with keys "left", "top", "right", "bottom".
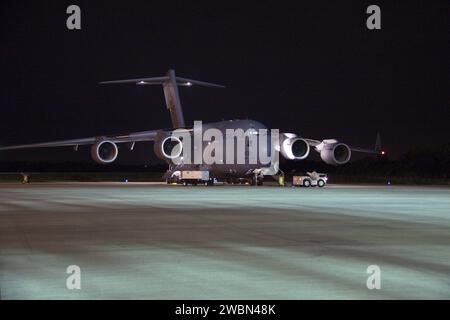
{"left": 375, "top": 132, "right": 384, "bottom": 155}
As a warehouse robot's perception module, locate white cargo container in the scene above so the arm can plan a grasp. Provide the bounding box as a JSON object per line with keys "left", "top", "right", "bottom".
{"left": 181, "top": 171, "right": 210, "bottom": 181}
{"left": 179, "top": 171, "right": 213, "bottom": 186}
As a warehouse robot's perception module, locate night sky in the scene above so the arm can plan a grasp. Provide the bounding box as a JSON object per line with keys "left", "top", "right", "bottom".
{"left": 0, "top": 0, "right": 449, "bottom": 164}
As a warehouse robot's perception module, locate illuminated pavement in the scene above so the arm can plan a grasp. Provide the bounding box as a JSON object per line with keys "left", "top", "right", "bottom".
{"left": 1, "top": 183, "right": 449, "bottom": 299}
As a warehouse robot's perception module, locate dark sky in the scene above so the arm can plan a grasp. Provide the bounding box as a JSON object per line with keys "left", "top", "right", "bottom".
{"left": 0, "top": 0, "right": 449, "bottom": 164}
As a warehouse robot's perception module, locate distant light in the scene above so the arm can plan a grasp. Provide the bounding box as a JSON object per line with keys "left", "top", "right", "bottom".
{"left": 186, "top": 82, "right": 192, "bottom": 86}
{"left": 124, "top": 179, "right": 128, "bottom": 183}
{"left": 138, "top": 81, "right": 145, "bottom": 84}
{"left": 381, "top": 151, "right": 386, "bottom": 155}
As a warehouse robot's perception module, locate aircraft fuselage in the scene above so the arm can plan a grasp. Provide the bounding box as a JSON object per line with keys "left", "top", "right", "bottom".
{"left": 160, "top": 119, "right": 278, "bottom": 180}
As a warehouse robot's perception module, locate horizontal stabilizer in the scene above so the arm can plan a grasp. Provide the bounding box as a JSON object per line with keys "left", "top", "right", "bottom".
{"left": 99, "top": 69, "right": 224, "bottom": 128}
{"left": 100, "top": 75, "right": 225, "bottom": 88}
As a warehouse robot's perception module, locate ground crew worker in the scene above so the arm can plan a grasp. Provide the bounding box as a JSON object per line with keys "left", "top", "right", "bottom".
{"left": 22, "top": 173, "right": 30, "bottom": 184}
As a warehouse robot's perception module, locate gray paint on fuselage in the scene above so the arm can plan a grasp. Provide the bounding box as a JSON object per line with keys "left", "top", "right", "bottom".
{"left": 166, "top": 119, "right": 273, "bottom": 178}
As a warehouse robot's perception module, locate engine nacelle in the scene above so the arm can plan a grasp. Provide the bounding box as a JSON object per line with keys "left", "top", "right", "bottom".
{"left": 280, "top": 137, "right": 310, "bottom": 160}
{"left": 320, "top": 142, "right": 351, "bottom": 165}
{"left": 154, "top": 135, "right": 183, "bottom": 161}
{"left": 91, "top": 140, "right": 118, "bottom": 164}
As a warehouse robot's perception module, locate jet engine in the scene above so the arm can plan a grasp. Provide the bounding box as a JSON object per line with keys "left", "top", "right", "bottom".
{"left": 154, "top": 135, "right": 183, "bottom": 160}
{"left": 320, "top": 142, "right": 351, "bottom": 165}
{"left": 91, "top": 140, "right": 119, "bottom": 164}
{"left": 280, "top": 136, "right": 310, "bottom": 160}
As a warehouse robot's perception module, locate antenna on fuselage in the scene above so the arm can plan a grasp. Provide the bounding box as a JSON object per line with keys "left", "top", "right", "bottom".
{"left": 99, "top": 69, "right": 225, "bottom": 129}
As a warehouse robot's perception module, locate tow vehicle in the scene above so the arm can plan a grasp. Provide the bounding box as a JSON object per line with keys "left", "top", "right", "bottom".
{"left": 292, "top": 171, "right": 327, "bottom": 188}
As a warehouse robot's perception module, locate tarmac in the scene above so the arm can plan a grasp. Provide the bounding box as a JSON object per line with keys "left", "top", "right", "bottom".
{"left": 0, "top": 182, "right": 449, "bottom": 299}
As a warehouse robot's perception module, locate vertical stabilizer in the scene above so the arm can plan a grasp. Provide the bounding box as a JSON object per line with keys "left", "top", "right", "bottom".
{"left": 163, "top": 69, "right": 185, "bottom": 128}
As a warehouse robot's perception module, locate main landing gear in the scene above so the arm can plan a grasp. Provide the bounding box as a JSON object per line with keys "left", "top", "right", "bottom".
{"left": 251, "top": 172, "right": 264, "bottom": 186}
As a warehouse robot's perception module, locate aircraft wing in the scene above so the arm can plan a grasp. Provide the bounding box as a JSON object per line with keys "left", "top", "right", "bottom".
{"left": 0, "top": 130, "right": 159, "bottom": 151}
{"left": 304, "top": 138, "right": 322, "bottom": 147}
{"left": 303, "top": 137, "right": 382, "bottom": 154}
{"left": 347, "top": 146, "right": 380, "bottom": 154}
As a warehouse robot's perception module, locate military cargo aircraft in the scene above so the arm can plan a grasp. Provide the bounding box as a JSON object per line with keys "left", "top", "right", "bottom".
{"left": 0, "top": 69, "right": 382, "bottom": 185}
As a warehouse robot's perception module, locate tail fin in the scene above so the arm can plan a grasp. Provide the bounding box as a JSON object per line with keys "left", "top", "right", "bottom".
{"left": 100, "top": 69, "right": 225, "bottom": 128}
{"left": 163, "top": 69, "right": 185, "bottom": 128}
{"left": 375, "top": 132, "right": 382, "bottom": 153}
